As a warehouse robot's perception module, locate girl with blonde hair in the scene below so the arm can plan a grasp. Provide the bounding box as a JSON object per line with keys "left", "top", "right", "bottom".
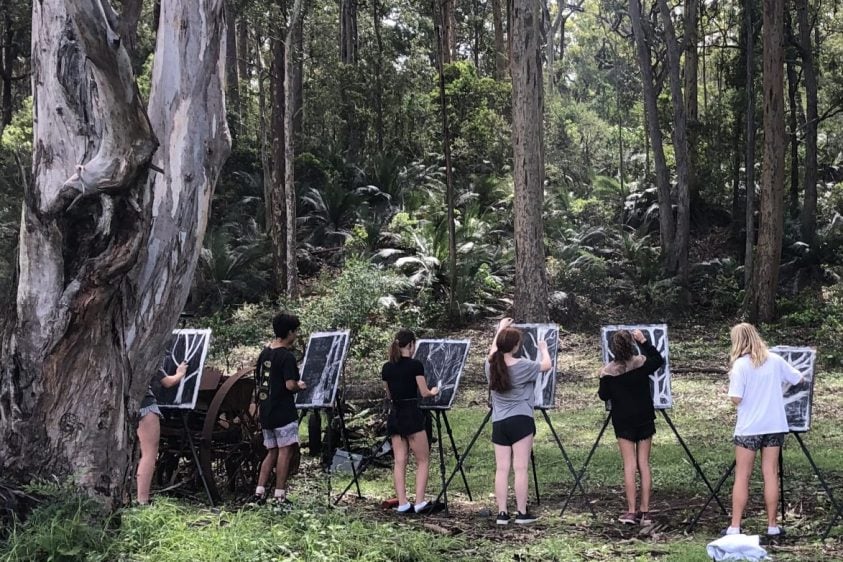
{"left": 725, "top": 323, "right": 802, "bottom": 537}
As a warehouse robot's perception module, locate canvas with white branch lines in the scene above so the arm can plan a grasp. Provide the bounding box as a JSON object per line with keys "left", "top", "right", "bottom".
{"left": 296, "top": 331, "right": 351, "bottom": 409}
{"left": 414, "top": 339, "right": 471, "bottom": 410}
{"left": 771, "top": 346, "right": 817, "bottom": 433}
{"left": 157, "top": 329, "right": 212, "bottom": 410}
{"left": 513, "top": 324, "right": 559, "bottom": 410}
{"left": 601, "top": 324, "right": 672, "bottom": 410}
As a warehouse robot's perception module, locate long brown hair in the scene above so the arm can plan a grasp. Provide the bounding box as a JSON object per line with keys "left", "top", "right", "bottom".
{"left": 389, "top": 329, "right": 416, "bottom": 363}
{"left": 489, "top": 327, "right": 522, "bottom": 392}
{"left": 730, "top": 322, "right": 769, "bottom": 367}
{"left": 610, "top": 330, "right": 636, "bottom": 363}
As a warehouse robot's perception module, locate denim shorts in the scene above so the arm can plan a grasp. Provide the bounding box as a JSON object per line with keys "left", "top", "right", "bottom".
{"left": 263, "top": 420, "right": 299, "bottom": 449}
{"left": 140, "top": 403, "right": 162, "bottom": 419}
{"left": 733, "top": 433, "right": 785, "bottom": 451}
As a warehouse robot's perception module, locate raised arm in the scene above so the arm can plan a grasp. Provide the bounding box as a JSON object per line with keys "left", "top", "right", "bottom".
{"left": 633, "top": 330, "right": 664, "bottom": 375}
{"left": 160, "top": 362, "right": 188, "bottom": 388}
{"left": 488, "top": 317, "right": 514, "bottom": 358}
{"left": 537, "top": 339, "right": 552, "bottom": 372}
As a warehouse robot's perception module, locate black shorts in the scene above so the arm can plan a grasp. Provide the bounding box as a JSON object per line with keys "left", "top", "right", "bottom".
{"left": 492, "top": 415, "right": 536, "bottom": 446}
{"left": 387, "top": 402, "right": 426, "bottom": 437}
{"left": 734, "top": 433, "right": 785, "bottom": 451}
{"left": 614, "top": 420, "right": 656, "bottom": 443}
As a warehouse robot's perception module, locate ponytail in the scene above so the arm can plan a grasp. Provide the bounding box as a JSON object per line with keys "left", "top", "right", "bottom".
{"left": 489, "top": 327, "right": 522, "bottom": 393}
{"left": 389, "top": 329, "right": 416, "bottom": 363}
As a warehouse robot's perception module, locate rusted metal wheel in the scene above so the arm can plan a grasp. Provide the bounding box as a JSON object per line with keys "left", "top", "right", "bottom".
{"left": 199, "top": 367, "right": 264, "bottom": 503}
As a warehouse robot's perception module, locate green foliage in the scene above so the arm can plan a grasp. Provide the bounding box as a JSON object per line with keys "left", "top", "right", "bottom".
{"left": 779, "top": 284, "right": 843, "bottom": 367}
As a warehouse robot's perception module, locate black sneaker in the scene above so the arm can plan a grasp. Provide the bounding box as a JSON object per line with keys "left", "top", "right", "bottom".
{"left": 496, "top": 511, "right": 511, "bottom": 525}
{"left": 514, "top": 511, "right": 538, "bottom": 524}
{"left": 395, "top": 504, "right": 414, "bottom": 515}
{"left": 766, "top": 526, "right": 786, "bottom": 539}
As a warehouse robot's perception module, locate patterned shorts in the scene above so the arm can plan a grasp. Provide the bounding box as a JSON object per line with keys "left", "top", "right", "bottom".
{"left": 140, "top": 403, "right": 162, "bottom": 419}
{"left": 263, "top": 421, "right": 299, "bottom": 449}
{"left": 733, "top": 433, "right": 785, "bottom": 451}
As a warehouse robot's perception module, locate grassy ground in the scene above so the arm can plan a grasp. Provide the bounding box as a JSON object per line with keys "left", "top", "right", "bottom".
{"left": 3, "top": 322, "right": 843, "bottom": 561}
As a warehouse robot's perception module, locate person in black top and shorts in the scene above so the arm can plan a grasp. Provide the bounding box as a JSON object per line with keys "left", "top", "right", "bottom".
{"left": 254, "top": 313, "right": 307, "bottom": 504}
{"left": 381, "top": 329, "right": 439, "bottom": 514}
{"left": 598, "top": 329, "right": 664, "bottom": 526}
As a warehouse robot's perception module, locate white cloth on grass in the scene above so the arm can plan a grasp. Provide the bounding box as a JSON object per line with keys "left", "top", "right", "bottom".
{"left": 728, "top": 353, "right": 802, "bottom": 436}
{"left": 706, "top": 534, "right": 769, "bottom": 561}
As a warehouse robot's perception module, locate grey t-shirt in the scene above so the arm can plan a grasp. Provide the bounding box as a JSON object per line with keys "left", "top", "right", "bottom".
{"left": 485, "top": 359, "right": 541, "bottom": 422}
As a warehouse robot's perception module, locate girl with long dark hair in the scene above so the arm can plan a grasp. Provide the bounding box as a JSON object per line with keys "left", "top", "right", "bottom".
{"left": 382, "top": 329, "right": 439, "bottom": 514}
{"left": 598, "top": 329, "right": 664, "bottom": 526}
{"left": 486, "top": 318, "right": 551, "bottom": 525}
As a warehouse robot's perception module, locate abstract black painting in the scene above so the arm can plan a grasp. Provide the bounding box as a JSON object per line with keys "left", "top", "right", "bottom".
{"left": 513, "top": 323, "right": 559, "bottom": 409}
{"left": 157, "top": 329, "right": 212, "bottom": 410}
{"left": 771, "top": 346, "right": 817, "bottom": 432}
{"left": 296, "top": 330, "right": 350, "bottom": 408}
{"left": 413, "top": 339, "right": 471, "bottom": 410}
{"left": 600, "top": 324, "right": 672, "bottom": 409}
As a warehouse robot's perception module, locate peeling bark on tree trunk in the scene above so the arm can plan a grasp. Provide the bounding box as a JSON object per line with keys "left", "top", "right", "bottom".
{"left": 747, "top": 0, "right": 785, "bottom": 322}
{"left": 0, "top": 0, "right": 230, "bottom": 505}
{"left": 797, "top": 0, "right": 817, "bottom": 245}
{"left": 511, "top": 0, "right": 548, "bottom": 322}
{"left": 629, "top": 0, "right": 675, "bottom": 271}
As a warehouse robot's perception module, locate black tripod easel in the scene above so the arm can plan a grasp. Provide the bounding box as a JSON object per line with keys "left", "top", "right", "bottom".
{"left": 686, "top": 432, "right": 843, "bottom": 537}
{"left": 560, "top": 409, "right": 728, "bottom": 518}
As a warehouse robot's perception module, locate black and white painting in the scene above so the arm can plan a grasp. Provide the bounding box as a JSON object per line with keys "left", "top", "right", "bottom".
{"left": 771, "top": 346, "right": 816, "bottom": 432}
{"left": 296, "top": 330, "right": 350, "bottom": 408}
{"left": 513, "top": 323, "right": 559, "bottom": 409}
{"left": 157, "top": 329, "right": 212, "bottom": 410}
{"left": 413, "top": 339, "right": 471, "bottom": 410}
{"left": 600, "top": 324, "right": 672, "bottom": 409}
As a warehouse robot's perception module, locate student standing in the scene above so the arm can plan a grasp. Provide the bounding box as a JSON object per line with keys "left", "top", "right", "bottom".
{"left": 486, "top": 318, "right": 551, "bottom": 525}
{"left": 598, "top": 329, "right": 664, "bottom": 526}
{"left": 254, "top": 313, "right": 307, "bottom": 504}
{"left": 382, "top": 329, "right": 439, "bottom": 514}
{"left": 724, "top": 323, "right": 802, "bottom": 537}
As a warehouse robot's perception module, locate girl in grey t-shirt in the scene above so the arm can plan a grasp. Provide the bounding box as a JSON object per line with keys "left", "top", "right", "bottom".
{"left": 485, "top": 318, "right": 551, "bottom": 525}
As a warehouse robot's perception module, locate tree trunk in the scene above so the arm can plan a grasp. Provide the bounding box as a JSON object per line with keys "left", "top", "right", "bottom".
{"left": 225, "top": 0, "right": 241, "bottom": 138}
{"left": 683, "top": 0, "right": 699, "bottom": 202}
{"left": 730, "top": 108, "right": 743, "bottom": 242}
{"left": 0, "top": 8, "right": 16, "bottom": 134}
{"left": 747, "top": 0, "right": 785, "bottom": 322}
{"left": 443, "top": 0, "right": 456, "bottom": 63}
{"left": 340, "top": 0, "right": 361, "bottom": 164}
{"left": 237, "top": 20, "right": 250, "bottom": 81}
{"left": 492, "top": 0, "right": 508, "bottom": 79}
{"left": 285, "top": 0, "right": 304, "bottom": 299}
{"left": 372, "top": 0, "right": 385, "bottom": 150}
{"left": 657, "top": 0, "right": 691, "bottom": 281}
{"left": 269, "top": 4, "right": 288, "bottom": 295}
{"left": 544, "top": 3, "right": 562, "bottom": 94}
{"left": 293, "top": 7, "right": 305, "bottom": 144}
{"left": 629, "top": 0, "right": 676, "bottom": 270}
{"left": 119, "top": 0, "right": 143, "bottom": 70}
{"left": 797, "top": 0, "right": 817, "bottom": 245}
{"left": 0, "top": 0, "right": 230, "bottom": 505}
{"left": 744, "top": 0, "right": 757, "bottom": 286}
{"left": 785, "top": 10, "right": 800, "bottom": 220}
{"left": 511, "top": 0, "right": 548, "bottom": 322}
{"left": 256, "top": 26, "right": 273, "bottom": 234}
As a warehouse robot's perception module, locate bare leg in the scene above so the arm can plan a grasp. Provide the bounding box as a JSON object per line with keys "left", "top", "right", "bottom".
{"left": 136, "top": 413, "right": 161, "bottom": 504}
{"left": 407, "top": 430, "right": 430, "bottom": 504}
{"left": 636, "top": 438, "right": 652, "bottom": 512}
{"left": 617, "top": 438, "right": 638, "bottom": 514}
{"left": 392, "top": 435, "right": 410, "bottom": 505}
{"left": 258, "top": 448, "right": 279, "bottom": 488}
{"left": 494, "top": 444, "right": 512, "bottom": 513}
{"left": 511, "top": 434, "right": 534, "bottom": 514}
{"left": 760, "top": 446, "right": 781, "bottom": 528}
{"left": 274, "top": 444, "right": 294, "bottom": 492}
{"left": 731, "top": 445, "right": 757, "bottom": 528}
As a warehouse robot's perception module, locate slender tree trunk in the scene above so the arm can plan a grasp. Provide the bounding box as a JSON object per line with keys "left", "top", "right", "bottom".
{"left": 797, "top": 0, "right": 817, "bottom": 245}
{"left": 630, "top": 0, "right": 676, "bottom": 269}
{"left": 545, "top": 3, "right": 561, "bottom": 93}
{"left": 372, "top": 0, "right": 385, "bottom": 150}
{"left": 657, "top": 0, "right": 691, "bottom": 281}
{"left": 119, "top": 0, "right": 143, "bottom": 70}
{"left": 0, "top": 9, "right": 16, "bottom": 135}
{"left": 684, "top": 0, "right": 699, "bottom": 202}
{"left": 340, "top": 0, "right": 360, "bottom": 163}
{"left": 443, "top": 0, "right": 456, "bottom": 63}
{"left": 285, "top": 0, "right": 304, "bottom": 298}
{"left": 293, "top": 7, "right": 305, "bottom": 145}
{"left": 270, "top": 3, "right": 288, "bottom": 294}
{"left": 492, "top": 0, "right": 508, "bottom": 79}
{"left": 785, "top": 11, "right": 800, "bottom": 219}
{"left": 511, "top": 0, "right": 548, "bottom": 321}
{"left": 731, "top": 109, "right": 744, "bottom": 242}
{"left": 225, "top": 0, "right": 241, "bottom": 138}
{"left": 0, "top": 0, "right": 230, "bottom": 504}
{"left": 237, "top": 20, "right": 250, "bottom": 80}
{"left": 744, "top": 0, "right": 757, "bottom": 287}
{"left": 256, "top": 27, "right": 272, "bottom": 232}
{"left": 747, "top": 0, "right": 785, "bottom": 322}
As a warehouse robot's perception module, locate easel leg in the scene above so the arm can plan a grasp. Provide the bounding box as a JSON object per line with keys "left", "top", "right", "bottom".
{"left": 441, "top": 411, "right": 473, "bottom": 501}
{"left": 540, "top": 409, "right": 595, "bottom": 515}
{"left": 686, "top": 461, "right": 735, "bottom": 533}
{"left": 435, "top": 409, "right": 492, "bottom": 506}
{"left": 530, "top": 450, "right": 540, "bottom": 505}
{"left": 660, "top": 410, "right": 728, "bottom": 514}
{"left": 335, "top": 405, "right": 362, "bottom": 499}
{"left": 791, "top": 433, "right": 843, "bottom": 540}
{"left": 434, "top": 411, "right": 449, "bottom": 513}
{"left": 334, "top": 435, "right": 391, "bottom": 505}
{"left": 560, "top": 414, "right": 611, "bottom": 517}
{"left": 182, "top": 412, "right": 215, "bottom": 506}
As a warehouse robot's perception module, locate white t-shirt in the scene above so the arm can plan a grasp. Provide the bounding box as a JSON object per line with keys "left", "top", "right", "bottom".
{"left": 728, "top": 353, "right": 803, "bottom": 436}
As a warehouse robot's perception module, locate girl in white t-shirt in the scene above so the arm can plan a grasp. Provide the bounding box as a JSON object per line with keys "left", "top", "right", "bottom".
{"left": 725, "top": 323, "right": 802, "bottom": 538}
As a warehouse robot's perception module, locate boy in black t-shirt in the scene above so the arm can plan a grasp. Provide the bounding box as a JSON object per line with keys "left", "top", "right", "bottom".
{"left": 254, "top": 313, "right": 306, "bottom": 503}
